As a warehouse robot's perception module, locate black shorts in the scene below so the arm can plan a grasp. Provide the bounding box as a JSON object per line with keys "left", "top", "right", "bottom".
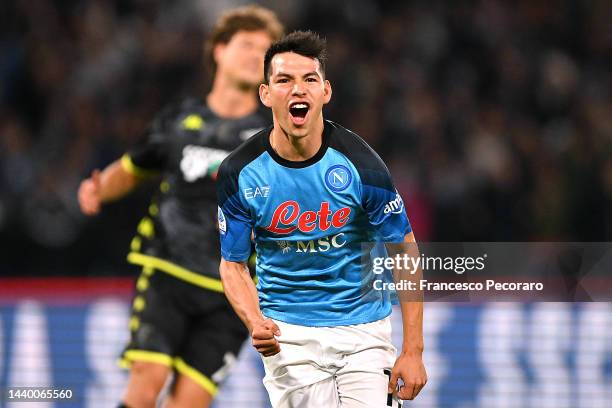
{"left": 121, "top": 266, "right": 248, "bottom": 396}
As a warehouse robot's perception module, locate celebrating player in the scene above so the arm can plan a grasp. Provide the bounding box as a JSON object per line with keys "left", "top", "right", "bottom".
{"left": 217, "top": 31, "right": 427, "bottom": 407}
{"left": 77, "top": 6, "right": 283, "bottom": 408}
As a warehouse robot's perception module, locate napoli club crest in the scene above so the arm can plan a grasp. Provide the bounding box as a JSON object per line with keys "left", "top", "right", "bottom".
{"left": 325, "top": 165, "right": 352, "bottom": 192}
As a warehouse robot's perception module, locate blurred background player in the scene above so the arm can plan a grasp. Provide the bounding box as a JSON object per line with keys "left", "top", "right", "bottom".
{"left": 77, "top": 5, "right": 283, "bottom": 408}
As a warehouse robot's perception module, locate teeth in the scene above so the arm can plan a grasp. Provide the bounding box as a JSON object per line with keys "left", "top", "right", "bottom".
{"left": 292, "top": 103, "right": 308, "bottom": 109}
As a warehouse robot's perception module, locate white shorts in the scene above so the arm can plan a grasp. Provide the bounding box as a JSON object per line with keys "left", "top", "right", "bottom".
{"left": 261, "top": 317, "right": 402, "bottom": 407}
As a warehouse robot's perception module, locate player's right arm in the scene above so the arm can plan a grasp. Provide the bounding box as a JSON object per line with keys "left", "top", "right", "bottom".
{"left": 216, "top": 156, "right": 281, "bottom": 356}
{"left": 77, "top": 159, "right": 141, "bottom": 215}
{"left": 219, "top": 259, "right": 281, "bottom": 356}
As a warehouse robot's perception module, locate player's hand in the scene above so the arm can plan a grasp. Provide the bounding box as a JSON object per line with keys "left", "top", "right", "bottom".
{"left": 388, "top": 351, "right": 427, "bottom": 400}
{"left": 251, "top": 319, "right": 281, "bottom": 357}
{"left": 78, "top": 169, "right": 102, "bottom": 215}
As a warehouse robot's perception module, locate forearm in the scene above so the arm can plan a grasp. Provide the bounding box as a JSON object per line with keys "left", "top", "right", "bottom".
{"left": 387, "top": 232, "right": 428, "bottom": 398}
{"left": 220, "top": 259, "right": 265, "bottom": 332}
{"left": 395, "top": 233, "right": 424, "bottom": 354}
{"left": 399, "top": 301, "right": 424, "bottom": 354}
{"left": 98, "top": 159, "right": 140, "bottom": 203}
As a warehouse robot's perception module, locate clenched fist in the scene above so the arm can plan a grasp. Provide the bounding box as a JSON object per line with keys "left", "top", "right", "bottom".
{"left": 251, "top": 319, "right": 281, "bottom": 357}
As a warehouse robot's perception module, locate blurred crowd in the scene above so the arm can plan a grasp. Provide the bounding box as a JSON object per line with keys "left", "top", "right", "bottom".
{"left": 1, "top": 0, "right": 612, "bottom": 275}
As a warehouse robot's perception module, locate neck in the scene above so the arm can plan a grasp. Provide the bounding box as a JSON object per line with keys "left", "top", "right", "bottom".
{"left": 207, "top": 74, "right": 258, "bottom": 118}
{"left": 270, "top": 117, "right": 325, "bottom": 161}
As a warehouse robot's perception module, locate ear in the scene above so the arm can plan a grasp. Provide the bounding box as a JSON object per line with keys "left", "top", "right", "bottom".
{"left": 213, "top": 43, "right": 226, "bottom": 66}
{"left": 259, "top": 83, "right": 272, "bottom": 107}
{"left": 323, "top": 80, "right": 332, "bottom": 105}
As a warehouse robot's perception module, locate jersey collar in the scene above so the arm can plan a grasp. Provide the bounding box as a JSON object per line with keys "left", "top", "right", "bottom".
{"left": 263, "top": 120, "right": 332, "bottom": 168}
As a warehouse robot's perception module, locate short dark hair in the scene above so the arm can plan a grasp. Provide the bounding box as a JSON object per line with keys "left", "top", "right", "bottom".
{"left": 205, "top": 5, "right": 284, "bottom": 76}
{"left": 264, "top": 30, "right": 327, "bottom": 83}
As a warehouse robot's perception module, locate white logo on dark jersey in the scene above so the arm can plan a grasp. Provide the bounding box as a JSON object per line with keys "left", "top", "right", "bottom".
{"left": 383, "top": 192, "right": 404, "bottom": 214}
{"left": 180, "top": 145, "right": 229, "bottom": 182}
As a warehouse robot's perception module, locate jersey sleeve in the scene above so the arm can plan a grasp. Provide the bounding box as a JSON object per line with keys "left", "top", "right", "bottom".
{"left": 360, "top": 156, "right": 412, "bottom": 242}
{"left": 216, "top": 160, "right": 253, "bottom": 262}
{"left": 122, "top": 108, "right": 172, "bottom": 177}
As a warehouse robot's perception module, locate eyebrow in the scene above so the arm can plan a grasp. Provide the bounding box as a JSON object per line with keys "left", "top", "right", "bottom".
{"left": 274, "top": 71, "right": 320, "bottom": 79}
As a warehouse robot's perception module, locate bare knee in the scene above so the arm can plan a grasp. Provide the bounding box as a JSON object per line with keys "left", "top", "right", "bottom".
{"left": 166, "top": 374, "right": 213, "bottom": 408}
{"left": 123, "top": 362, "right": 171, "bottom": 408}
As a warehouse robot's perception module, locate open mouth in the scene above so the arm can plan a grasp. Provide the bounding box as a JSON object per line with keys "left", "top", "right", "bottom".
{"left": 289, "top": 102, "right": 310, "bottom": 125}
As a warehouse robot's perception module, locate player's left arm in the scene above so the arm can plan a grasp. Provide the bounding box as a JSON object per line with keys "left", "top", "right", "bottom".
{"left": 352, "top": 143, "right": 427, "bottom": 398}
{"left": 387, "top": 231, "right": 428, "bottom": 400}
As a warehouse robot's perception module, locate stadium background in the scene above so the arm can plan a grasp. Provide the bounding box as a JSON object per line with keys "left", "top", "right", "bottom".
{"left": 0, "top": 0, "right": 611, "bottom": 407}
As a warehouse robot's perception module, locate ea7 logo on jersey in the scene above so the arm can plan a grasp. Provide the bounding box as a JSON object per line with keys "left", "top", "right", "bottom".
{"left": 265, "top": 201, "right": 351, "bottom": 235}
{"left": 384, "top": 192, "right": 404, "bottom": 214}
{"left": 180, "top": 145, "right": 229, "bottom": 182}
{"left": 243, "top": 186, "right": 270, "bottom": 200}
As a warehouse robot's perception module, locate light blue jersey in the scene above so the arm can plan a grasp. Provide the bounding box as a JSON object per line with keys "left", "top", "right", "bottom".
{"left": 217, "top": 120, "right": 411, "bottom": 326}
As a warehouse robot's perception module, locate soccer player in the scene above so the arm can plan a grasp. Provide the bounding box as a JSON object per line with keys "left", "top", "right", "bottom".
{"left": 77, "top": 6, "right": 283, "bottom": 408}
{"left": 217, "top": 31, "right": 427, "bottom": 407}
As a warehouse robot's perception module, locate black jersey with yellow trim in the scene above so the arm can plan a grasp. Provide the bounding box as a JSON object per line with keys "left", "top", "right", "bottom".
{"left": 123, "top": 98, "right": 269, "bottom": 283}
